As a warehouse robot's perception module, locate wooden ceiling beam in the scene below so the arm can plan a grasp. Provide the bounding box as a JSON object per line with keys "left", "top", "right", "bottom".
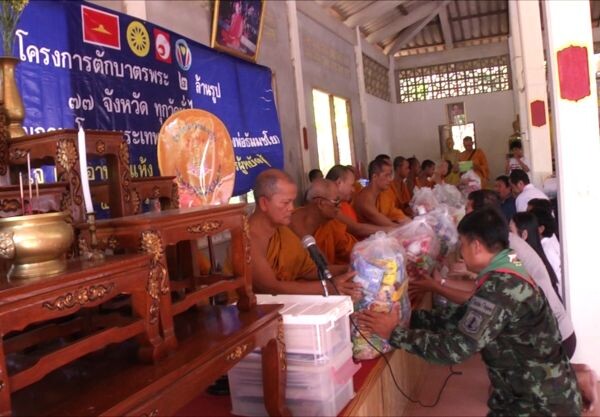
{"left": 344, "top": 1, "right": 407, "bottom": 27}
{"left": 384, "top": 1, "right": 450, "bottom": 55}
{"left": 367, "top": 1, "right": 440, "bottom": 43}
{"left": 439, "top": 6, "right": 453, "bottom": 49}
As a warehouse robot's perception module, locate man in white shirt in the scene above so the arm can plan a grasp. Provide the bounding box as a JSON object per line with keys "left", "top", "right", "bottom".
{"left": 509, "top": 169, "right": 549, "bottom": 212}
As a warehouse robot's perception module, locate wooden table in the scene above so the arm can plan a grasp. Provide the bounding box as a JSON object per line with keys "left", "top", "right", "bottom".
{"left": 0, "top": 254, "right": 159, "bottom": 416}
{"left": 10, "top": 304, "right": 289, "bottom": 417}
{"left": 3, "top": 129, "right": 133, "bottom": 222}
{"left": 92, "top": 176, "right": 178, "bottom": 214}
{"left": 78, "top": 204, "right": 254, "bottom": 353}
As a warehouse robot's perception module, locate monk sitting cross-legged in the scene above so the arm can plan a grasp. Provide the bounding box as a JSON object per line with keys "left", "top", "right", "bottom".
{"left": 290, "top": 179, "right": 357, "bottom": 266}
{"left": 354, "top": 159, "right": 409, "bottom": 227}
{"left": 326, "top": 165, "right": 396, "bottom": 239}
{"left": 248, "top": 169, "right": 360, "bottom": 299}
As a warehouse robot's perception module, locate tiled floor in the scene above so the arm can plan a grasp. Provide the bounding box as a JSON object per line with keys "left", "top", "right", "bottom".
{"left": 404, "top": 355, "right": 600, "bottom": 417}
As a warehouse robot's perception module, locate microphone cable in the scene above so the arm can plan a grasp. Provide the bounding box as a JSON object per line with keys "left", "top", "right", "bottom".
{"left": 328, "top": 279, "right": 462, "bottom": 408}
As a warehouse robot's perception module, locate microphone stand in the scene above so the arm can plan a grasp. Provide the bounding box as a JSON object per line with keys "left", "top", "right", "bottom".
{"left": 318, "top": 268, "right": 329, "bottom": 297}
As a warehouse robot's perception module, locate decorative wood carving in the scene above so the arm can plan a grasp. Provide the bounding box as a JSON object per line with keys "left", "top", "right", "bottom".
{"left": 95, "top": 140, "right": 106, "bottom": 154}
{"left": 139, "top": 230, "right": 169, "bottom": 324}
{"left": 226, "top": 343, "right": 248, "bottom": 361}
{"left": 9, "top": 148, "right": 28, "bottom": 161}
{"left": 0, "top": 199, "right": 20, "bottom": 212}
{"left": 0, "top": 231, "right": 15, "bottom": 259}
{"left": 42, "top": 283, "right": 115, "bottom": 311}
{"left": 243, "top": 214, "right": 251, "bottom": 264}
{"left": 132, "top": 189, "right": 141, "bottom": 215}
{"left": 186, "top": 220, "right": 222, "bottom": 235}
{"left": 119, "top": 141, "right": 132, "bottom": 203}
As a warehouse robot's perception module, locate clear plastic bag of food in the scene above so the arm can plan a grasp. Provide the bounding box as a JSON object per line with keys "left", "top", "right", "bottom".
{"left": 351, "top": 232, "right": 410, "bottom": 360}
{"left": 421, "top": 205, "right": 459, "bottom": 261}
{"left": 388, "top": 218, "right": 440, "bottom": 280}
{"left": 458, "top": 169, "right": 481, "bottom": 197}
{"left": 409, "top": 187, "right": 439, "bottom": 214}
{"left": 433, "top": 183, "right": 465, "bottom": 209}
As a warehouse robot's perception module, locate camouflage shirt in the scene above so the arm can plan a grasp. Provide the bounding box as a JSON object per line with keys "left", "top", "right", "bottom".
{"left": 390, "top": 251, "right": 582, "bottom": 416}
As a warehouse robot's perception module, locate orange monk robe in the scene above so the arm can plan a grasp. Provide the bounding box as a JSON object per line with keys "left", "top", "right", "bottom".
{"left": 340, "top": 201, "right": 358, "bottom": 222}
{"left": 376, "top": 187, "right": 408, "bottom": 222}
{"left": 353, "top": 181, "right": 363, "bottom": 195}
{"left": 415, "top": 177, "right": 435, "bottom": 189}
{"left": 314, "top": 219, "right": 357, "bottom": 265}
{"left": 459, "top": 149, "right": 489, "bottom": 183}
{"left": 393, "top": 180, "right": 412, "bottom": 208}
{"left": 267, "top": 226, "right": 316, "bottom": 281}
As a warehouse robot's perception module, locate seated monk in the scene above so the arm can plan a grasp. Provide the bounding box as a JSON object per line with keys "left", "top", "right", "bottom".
{"left": 249, "top": 168, "right": 360, "bottom": 298}
{"left": 326, "top": 165, "right": 395, "bottom": 239}
{"left": 377, "top": 156, "right": 413, "bottom": 218}
{"left": 415, "top": 159, "right": 436, "bottom": 188}
{"left": 289, "top": 179, "right": 357, "bottom": 265}
{"left": 406, "top": 157, "right": 420, "bottom": 196}
{"left": 346, "top": 165, "right": 363, "bottom": 197}
{"left": 354, "top": 159, "right": 409, "bottom": 227}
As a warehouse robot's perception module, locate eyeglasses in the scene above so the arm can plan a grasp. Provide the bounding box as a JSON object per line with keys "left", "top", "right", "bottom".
{"left": 313, "top": 196, "right": 342, "bottom": 207}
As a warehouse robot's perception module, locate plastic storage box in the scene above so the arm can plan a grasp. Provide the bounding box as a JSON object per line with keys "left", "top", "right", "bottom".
{"left": 255, "top": 294, "right": 353, "bottom": 364}
{"left": 229, "top": 347, "right": 359, "bottom": 417}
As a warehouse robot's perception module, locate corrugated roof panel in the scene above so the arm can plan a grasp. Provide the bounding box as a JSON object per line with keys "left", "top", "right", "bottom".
{"left": 333, "top": 0, "right": 374, "bottom": 21}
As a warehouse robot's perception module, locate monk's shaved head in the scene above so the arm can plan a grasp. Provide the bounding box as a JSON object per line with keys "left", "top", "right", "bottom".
{"left": 326, "top": 165, "right": 352, "bottom": 182}
{"left": 306, "top": 178, "right": 337, "bottom": 202}
{"left": 253, "top": 169, "right": 296, "bottom": 201}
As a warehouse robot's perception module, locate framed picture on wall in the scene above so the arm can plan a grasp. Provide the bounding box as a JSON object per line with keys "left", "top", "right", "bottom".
{"left": 211, "top": 0, "right": 266, "bottom": 62}
{"left": 447, "top": 102, "right": 466, "bottom": 125}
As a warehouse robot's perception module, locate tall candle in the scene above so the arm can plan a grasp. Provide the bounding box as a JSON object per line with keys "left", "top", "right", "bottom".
{"left": 77, "top": 126, "right": 94, "bottom": 213}
{"left": 26, "top": 153, "right": 32, "bottom": 202}
{"left": 19, "top": 173, "right": 24, "bottom": 215}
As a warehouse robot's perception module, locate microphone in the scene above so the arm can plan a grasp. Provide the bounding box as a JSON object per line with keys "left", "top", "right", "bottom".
{"left": 301, "top": 235, "right": 332, "bottom": 296}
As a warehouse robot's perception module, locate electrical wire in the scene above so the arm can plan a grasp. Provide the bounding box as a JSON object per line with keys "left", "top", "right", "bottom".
{"left": 329, "top": 280, "right": 462, "bottom": 408}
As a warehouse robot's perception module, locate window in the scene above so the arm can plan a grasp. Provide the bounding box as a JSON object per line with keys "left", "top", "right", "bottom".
{"left": 396, "top": 55, "right": 511, "bottom": 103}
{"left": 312, "top": 89, "right": 354, "bottom": 174}
{"left": 451, "top": 123, "right": 475, "bottom": 152}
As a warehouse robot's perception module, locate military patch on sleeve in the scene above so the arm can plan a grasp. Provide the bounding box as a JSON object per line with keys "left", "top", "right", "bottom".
{"left": 458, "top": 296, "right": 498, "bottom": 340}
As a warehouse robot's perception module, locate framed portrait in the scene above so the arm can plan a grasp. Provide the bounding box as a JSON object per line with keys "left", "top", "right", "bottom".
{"left": 447, "top": 102, "right": 466, "bottom": 125}
{"left": 211, "top": 0, "right": 266, "bottom": 62}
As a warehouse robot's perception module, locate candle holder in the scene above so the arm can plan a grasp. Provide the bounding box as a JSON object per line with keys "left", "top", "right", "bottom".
{"left": 79, "top": 212, "right": 105, "bottom": 262}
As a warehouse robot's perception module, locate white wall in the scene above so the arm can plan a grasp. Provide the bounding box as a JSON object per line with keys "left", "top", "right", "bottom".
{"left": 364, "top": 95, "right": 394, "bottom": 159}
{"left": 298, "top": 7, "right": 366, "bottom": 176}
{"left": 390, "top": 41, "right": 516, "bottom": 179}
{"left": 391, "top": 91, "right": 515, "bottom": 179}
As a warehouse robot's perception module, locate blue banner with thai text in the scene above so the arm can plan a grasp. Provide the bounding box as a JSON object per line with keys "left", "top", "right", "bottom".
{"left": 9, "top": 0, "right": 283, "bottom": 198}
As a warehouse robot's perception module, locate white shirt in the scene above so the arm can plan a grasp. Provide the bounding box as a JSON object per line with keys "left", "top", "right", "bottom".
{"left": 541, "top": 234, "right": 562, "bottom": 296}
{"left": 507, "top": 157, "right": 531, "bottom": 180}
{"left": 509, "top": 233, "right": 573, "bottom": 340}
{"left": 515, "top": 183, "right": 549, "bottom": 212}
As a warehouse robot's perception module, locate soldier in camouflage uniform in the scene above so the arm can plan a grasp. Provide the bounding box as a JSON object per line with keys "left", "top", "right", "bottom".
{"left": 358, "top": 208, "right": 582, "bottom": 416}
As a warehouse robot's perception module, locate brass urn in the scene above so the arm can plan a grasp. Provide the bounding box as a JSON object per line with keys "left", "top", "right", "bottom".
{"left": 0, "top": 211, "right": 74, "bottom": 280}
{"left": 0, "top": 56, "right": 26, "bottom": 139}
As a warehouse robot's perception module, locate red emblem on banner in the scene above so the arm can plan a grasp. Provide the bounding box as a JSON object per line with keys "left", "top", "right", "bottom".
{"left": 81, "top": 5, "right": 120, "bottom": 50}
{"left": 557, "top": 45, "right": 590, "bottom": 101}
{"left": 154, "top": 28, "right": 171, "bottom": 64}
{"left": 530, "top": 100, "right": 546, "bottom": 127}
